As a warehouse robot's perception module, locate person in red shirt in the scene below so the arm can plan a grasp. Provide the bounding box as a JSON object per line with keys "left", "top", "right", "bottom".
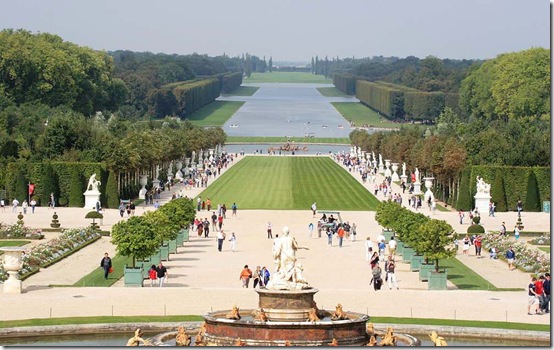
{"left": 337, "top": 225, "right": 345, "bottom": 248}
{"left": 474, "top": 235, "right": 482, "bottom": 257}
{"left": 218, "top": 214, "right": 224, "bottom": 231}
{"left": 534, "top": 277, "right": 545, "bottom": 314}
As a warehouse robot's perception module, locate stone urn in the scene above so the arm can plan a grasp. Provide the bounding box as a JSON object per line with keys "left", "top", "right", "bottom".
{"left": 138, "top": 175, "right": 148, "bottom": 200}
{"left": 423, "top": 177, "right": 435, "bottom": 202}
{"left": 184, "top": 158, "right": 191, "bottom": 167}
{"left": 384, "top": 159, "right": 392, "bottom": 177}
{"left": 1, "top": 247, "right": 26, "bottom": 294}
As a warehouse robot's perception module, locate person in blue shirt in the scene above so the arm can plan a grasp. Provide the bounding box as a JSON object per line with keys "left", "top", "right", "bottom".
{"left": 505, "top": 247, "right": 516, "bottom": 270}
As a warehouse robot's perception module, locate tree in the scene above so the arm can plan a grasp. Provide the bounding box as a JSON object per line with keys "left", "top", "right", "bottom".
{"left": 68, "top": 168, "right": 85, "bottom": 207}
{"left": 14, "top": 169, "right": 27, "bottom": 204}
{"left": 456, "top": 167, "right": 472, "bottom": 211}
{"left": 524, "top": 171, "right": 541, "bottom": 212}
{"left": 490, "top": 169, "right": 507, "bottom": 212}
{"left": 111, "top": 216, "right": 160, "bottom": 267}
{"left": 105, "top": 170, "right": 119, "bottom": 209}
{"left": 268, "top": 57, "right": 273, "bottom": 72}
{"left": 417, "top": 219, "right": 456, "bottom": 272}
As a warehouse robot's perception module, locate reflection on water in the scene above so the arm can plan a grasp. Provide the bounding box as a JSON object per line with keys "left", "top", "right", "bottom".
{"left": 1, "top": 332, "right": 545, "bottom": 347}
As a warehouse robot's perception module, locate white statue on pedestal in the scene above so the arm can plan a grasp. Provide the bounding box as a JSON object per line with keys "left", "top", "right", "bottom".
{"left": 87, "top": 174, "right": 101, "bottom": 192}
{"left": 414, "top": 168, "right": 420, "bottom": 183}
{"left": 267, "top": 227, "right": 310, "bottom": 291}
{"left": 402, "top": 162, "right": 406, "bottom": 176}
{"left": 474, "top": 176, "right": 492, "bottom": 214}
{"left": 84, "top": 174, "right": 101, "bottom": 209}
{"left": 476, "top": 176, "right": 491, "bottom": 195}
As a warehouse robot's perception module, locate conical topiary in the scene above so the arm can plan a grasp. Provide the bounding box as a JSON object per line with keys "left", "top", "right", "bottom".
{"left": 14, "top": 169, "right": 27, "bottom": 205}
{"left": 524, "top": 171, "right": 541, "bottom": 212}
{"left": 105, "top": 170, "right": 119, "bottom": 209}
{"left": 490, "top": 169, "right": 508, "bottom": 212}
{"left": 41, "top": 163, "right": 60, "bottom": 208}
{"left": 68, "top": 168, "right": 85, "bottom": 207}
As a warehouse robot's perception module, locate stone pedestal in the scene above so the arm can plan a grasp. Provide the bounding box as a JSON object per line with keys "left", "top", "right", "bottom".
{"left": 474, "top": 193, "right": 491, "bottom": 214}
{"left": 83, "top": 190, "right": 101, "bottom": 210}
{"left": 400, "top": 174, "right": 408, "bottom": 185}
{"left": 391, "top": 163, "right": 399, "bottom": 182}
{"left": 138, "top": 175, "right": 148, "bottom": 200}
{"left": 1, "top": 247, "right": 25, "bottom": 294}
{"left": 256, "top": 288, "right": 318, "bottom": 322}
{"left": 413, "top": 182, "right": 422, "bottom": 195}
{"left": 152, "top": 179, "right": 160, "bottom": 190}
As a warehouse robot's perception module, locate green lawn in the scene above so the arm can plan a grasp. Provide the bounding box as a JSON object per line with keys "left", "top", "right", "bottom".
{"left": 440, "top": 257, "right": 522, "bottom": 291}
{"left": 538, "top": 246, "right": 550, "bottom": 253}
{"left": 226, "top": 136, "right": 350, "bottom": 144}
{"left": 185, "top": 101, "right": 244, "bottom": 126}
{"left": 221, "top": 86, "right": 259, "bottom": 96}
{"left": 316, "top": 87, "right": 349, "bottom": 97}
{"left": 244, "top": 72, "right": 332, "bottom": 84}
{"left": 0, "top": 240, "right": 30, "bottom": 254}
{"left": 198, "top": 157, "right": 379, "bottom": 210}
{"left": 332, "top": 102, "right": 414, "bottom": 129}
{"left": 67, "top": 254, "right": 132, "bottom": 287}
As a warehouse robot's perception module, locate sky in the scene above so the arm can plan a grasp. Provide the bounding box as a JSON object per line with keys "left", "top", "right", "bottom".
{"left": 0, "top": 0, "right": 550, "bottom": 62}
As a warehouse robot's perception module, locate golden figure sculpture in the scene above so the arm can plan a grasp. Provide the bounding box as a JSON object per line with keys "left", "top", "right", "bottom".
{"left": 252, "top": 308, "right": 268, "bottom": 322}
{"left": 328, "top": 338, "right": 339, "bottom": 346}
{"left": 366, "top": 322, "right": 374, "bottom": 336}
{"left": 378, "top": 327, "right": 397, "bottom": 346}
{"left": 366, "top": 335, "right": 377, "bottom": 346}
{"left": 125, "top": 328, "right": 151, "bottom": 346}
{"left": 234, "top": 337, "right": 246, "bottom": 346}
{"left": 226, "top": 305, "right": 241, "bottom": 320}
{"left": 429, "top": 331, "right": 448, "bottom": 346}
{"left": 330, "top": 303, "right": 349, "bottom": 321}
{"left": 307, "top": 307, "right": 320, "bottom": 322}
{"left": 175, "top": 326, "right": 192, "bottom": 346}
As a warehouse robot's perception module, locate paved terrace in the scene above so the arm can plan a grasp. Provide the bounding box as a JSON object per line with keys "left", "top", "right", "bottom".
{"left": 0, "top": 154, "right": 549, "bottom": 327}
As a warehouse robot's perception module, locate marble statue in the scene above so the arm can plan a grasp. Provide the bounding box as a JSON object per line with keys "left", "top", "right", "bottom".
{"left": 378, "top": 154, "right": 383, "bottom": 165}
{"left": 87, "top": 174, "right": 101, "bottom": 192}
{"left": 476, "top": 176, "right": 491, "bottom": 194}
{"left": 267, "top": 226, "right": 310, "bottom": 290}
{"left": 429, "top": 331, "right": 448, "bottom": 346}
{"left": 414, "top": 168, "right": 420, "bottom": 183}
{"left": 402, "top": 163, "right": 406, "bottom": 176}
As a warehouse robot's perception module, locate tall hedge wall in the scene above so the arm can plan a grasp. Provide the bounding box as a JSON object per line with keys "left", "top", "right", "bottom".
{"left": 466, "top": 166, "right": 550, "bottom": 211}
{"left": 355, "top": 81, "right": 404, "bottom": 118}
{"left": 5, "top": 162, "right": 107, "bottom": 207}
{"left": 221, "top": 72, "right": 243, "bottom": 93}
{"left": 333, "top": 73, "right": 357, "bottom": 95}
{"left": 172, "top": 78, "right": 221, "bottom": 117}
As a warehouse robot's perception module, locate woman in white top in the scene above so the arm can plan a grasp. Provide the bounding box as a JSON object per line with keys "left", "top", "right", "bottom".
{"left": 365, "top": 237, "right": 374, "bottom": 261}
{"left": 229, "top": 232, "right": 237, "bottom": 252}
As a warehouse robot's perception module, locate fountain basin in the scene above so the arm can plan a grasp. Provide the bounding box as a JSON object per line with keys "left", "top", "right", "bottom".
{"left": 256, "top": 288, "right": 318, "bottom": 322}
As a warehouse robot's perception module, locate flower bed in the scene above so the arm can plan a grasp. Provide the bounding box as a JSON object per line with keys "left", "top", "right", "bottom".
{"left": 0, "top": 227, "right": 101, "bottom": 282}
{"left": 481, "top": 231, "right": 550, "bottom": 273}
{"left": 0, "top": 224, "right": 44, "bottom": 240}
{"left": 528, "top": 232, "right": 551, "bottom": 246}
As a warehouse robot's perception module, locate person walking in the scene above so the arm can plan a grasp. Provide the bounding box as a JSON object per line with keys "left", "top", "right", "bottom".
{"left": 311, "top": 202, "right": 317, "bottom": 218}
{"left": 514, "top": 225, "right": 521, "bottom": 240}
{"left": 217, "top": 214, "right": 224, "bottom": 231}
{"left": 267, "top": 221, "right": 273, "bottom": 239}
{"left": 240, "top": 265, "right": 252, "bottom": 288}
{"left": 30, "top": 198, "right": 36, "bottom": 214}
{"left": 337, "top": 224, "right": 345, "bottom": 248}
{"left": 458, "top": 210, "right": 464, "bottom": 224}
{"left": 506, "top": 247, "right": 516, "bottom": 270}
{"left": 229, "top": 232, "right": 237, "bottom": 252}
{"left": 156, "top": 262, "right": 168, "bottom": 287}
{"left": 308, "top": 222, "right": 314, "bottom": 238}
{"left": 148, "top": 264, "right": 157, "bottom": 287}
{"left": 0, "top": 199, "right": 5, "bottom": 212}
{"left": 474, "top": 235, "right": 482, "bottom": 257}
{"left": 253, "top": 266, "right": 262, "bottom": 288}
{"left": 231, "top": 202, "right": 237, "bottom": 217}
{"left": 528, "top": 277, "right": 540, "bottom": 315}
{"left": 99, "top": 252, "right": 112, "bottom": 280}
{"left": 11, "top": 198, "right": 19, "bottom": 213}
{"left": 462, "top": 235, "right": 470, "bottom": 255}
{"left": 365, "top": 237, "right": 374, "bottom": 261}
{"left": 211, "top": 211, "right": 218, "bottom": 231}
{"left": 370, "top": 263, "right": 383, "bottom": 291}
{"left": 350, "top": 223, "right": 357, "bottom": 242}
{"left": 388, "top": 237, "right": 397, "bottom": 256}
{"left": 543, "top": 273, "right": 550, "bottom": 313}
{"left": 22, "top": 200, "right": 28, "bottom": 214}
{"left": 217, "top": 230, "right": 226, "bottom": 252}
{"left": 370, "top": 251, "right": 380, "bottom": 269}
{"left": 385, "top": 256, "right": 399, "bottom": 290}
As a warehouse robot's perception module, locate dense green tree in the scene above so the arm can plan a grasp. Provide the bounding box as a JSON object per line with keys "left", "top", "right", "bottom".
{"left": 417, "top": 219, "right": 456, "bottom": 272}
{"left": 40, "top": 163, "right": 59, "bottom": 207}
{"left": 111, "top": 216, "right": 160, "bottom": 267}
{"left": 105, "top": 170, "right": 119, "bottom": 209}
{"left": 268, "top": 57, "right": 273, "bottom": 72}
{"left": 456, "top": 168, "right": 472, "bottom": 211}
{"left": 14, "top": 169, "right": 27, "bottom": 204}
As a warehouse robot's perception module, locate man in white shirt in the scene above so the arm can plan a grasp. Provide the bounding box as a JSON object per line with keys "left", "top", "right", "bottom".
{"left": 365, "top": 237, "right": 374, "bottom": 261}
{"left": 388, "top": 237, "right": 397, "bottom": 256}
{"left": 12, "top": 198, "right": 19, "bottom": 213}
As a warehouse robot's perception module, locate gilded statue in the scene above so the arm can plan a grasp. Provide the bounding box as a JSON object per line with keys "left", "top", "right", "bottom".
{"left": 378, "top": 327, "right": 397, "bottom": 346}
{"left": 330, "top": 303, "right": 349, "bottom": 321}
{"left": 366, "top": 322, "right": 374, "bottom": 336}
{"left": 328, "top": 338, "right": 339, "bottom": 346}
{"left": 366, "top": 335, "right": 377, "bottom": 346}
{"left": 175, "top": 326, "right": 191, "bottom": 346}
{"left": 307, "top": 308, "right": 320, "bottom": 322}
{"left": 126, "top": 328, "right": 151, "bottom": 346}
{"left": 195, "top": 323, "right": 207, "bottom": 346}
{"left": 234, "top": 337, "right": 246, "bottom": 346}
{"left": 429, "top": 331, "right": 448, "bottom": 346}
{"left": 252, "top": 308, "right": 268, "bottom": 322}
{"left": 226, "top": 305, "right": 241, "bottom": 320}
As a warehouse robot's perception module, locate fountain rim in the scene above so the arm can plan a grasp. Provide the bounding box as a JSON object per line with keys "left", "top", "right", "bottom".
{"left": 255, "top": 287, "right": 319, "bottom": 295}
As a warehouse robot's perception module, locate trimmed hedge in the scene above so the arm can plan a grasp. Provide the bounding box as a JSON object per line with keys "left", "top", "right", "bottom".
{"left": 105, "top": 170, "right": 119, "bottom": 209}
{"left": 525, "top": 171, "right": 541, "bottom": 212}
{"left": 172, "top": 78, "right": 221, "bottom": 117}
{"left": 5, "top": 162, "right": 107, "bottom": 208}
{"left": 221, "top": 72, "right": 243, "bottom": 93}
{"left": 404, "top": 91, "right": 445, "bottom": 120}
{"left": 68, "top": 168, "right": 85, "bottom": 207}
{"left": 490, "top": 169, "right": 508, "bottom": 212}
{"left": 40, "top": 164, "right": 59, "bottom": 207}
{"left": 355, "top": 80, "right": 404, "bottom": 118}
{"left": 467, "top": 224, "right": 485, "bottom": 234}
{"left": 333, "top": 73, "right": 357, "bottom": 95}
{"left": 456, "top": 167, "right": 472, "bottom": 211}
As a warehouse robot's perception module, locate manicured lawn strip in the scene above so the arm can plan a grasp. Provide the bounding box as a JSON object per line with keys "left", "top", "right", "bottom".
{"left": 316, "top": 87, "right": 349, "bottom": 97}
{"left": 186, "top": 101, "right": 245, "bottom": 126}
{"left": 332, "top": 102, "right": 415, "bottom": 129}
{"left": 440, "top": 257, "right": 522, "bottom": 291}
{"left": 0, "top": 240, "right": 30, "bottom": 247}
{"left": 69, "top": 254, "right": 132, "bottom": 287}
{"left": 198, "top": 157, "right": 378, "bottom": 210}
{"left": 538, "top": 247, "right": 550, "bottom": 253}
{"left": 226, "top": 136, "right": 350, "bottom": 144}
{"left": 221, "top": 86, "right": 259, "bottom": 96}
{"left": 244, "top": 72, "right": 331, "bottom": 84}
{"left": 0, "top": 315, "right": 546, "bottom": 332}
{"left": 436, "top": 203, "right": 450, "bottom": 212}
{"left": 0, "top": 315, "right": 204, "bottom": 329}
{"left": 368, "top": 317, "right": 549, "bottom": 332}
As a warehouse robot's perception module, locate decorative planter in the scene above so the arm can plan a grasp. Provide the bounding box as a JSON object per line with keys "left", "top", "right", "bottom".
{"left": 160, "top": 244, "right": 170, "bottom": 261}
{"left": 419, "top": 263, "right": 435, "bottom": 281}
{"left": 124, "top": 266, "right": 144, "bottom": 287}
{"left": 176, "top": 231, "right": 184, "bottom": 246}
{"left": 410, "top": 255, "right": 425, "bottom": 271}
{"left": 427, "top": 270, "right": 448, "bottom": 290}
{"left": 401, "top": 247, "right": 415, "bottom": 262}
{"left": 0, "top": 247, "right": 25, "bottom": 294}
{"left": 164, "top": 240, "right": 177, "bottom": 254}
{"left": 396, "top": 241, "right": 404, "bottom": 252}
{"left": 149, "top": 251, "right": 161, "bottom": 266}
{"left": 182, "top": 229, "right": 189, "bottom": 242}
{"left": 137, "top": 259, "right": 152, "bottom": 279}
